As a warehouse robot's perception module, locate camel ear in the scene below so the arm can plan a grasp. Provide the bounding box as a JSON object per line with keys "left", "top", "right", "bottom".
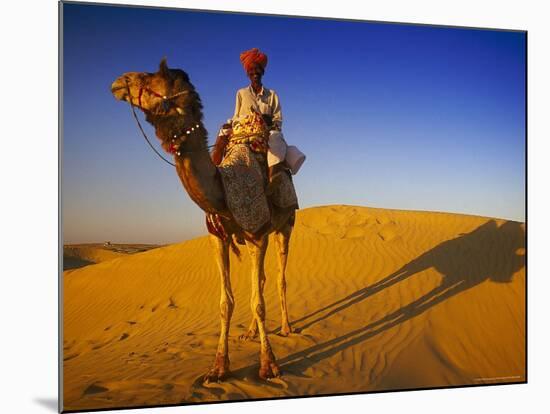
{"left": 159, "top": 57, "right": 169, "bottom": 76}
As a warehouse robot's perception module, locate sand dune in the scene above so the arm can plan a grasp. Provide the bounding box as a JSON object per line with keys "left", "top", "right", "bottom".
{"left": 63, "top": 244, "right": 161, "bottom": 270}
{"left": 62, "top": 205, "right": 525, "bottom": 411}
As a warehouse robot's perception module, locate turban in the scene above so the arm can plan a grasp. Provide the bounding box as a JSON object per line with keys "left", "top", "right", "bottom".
{"left": 240, "top": 48, "right": 268, "bottom": 72}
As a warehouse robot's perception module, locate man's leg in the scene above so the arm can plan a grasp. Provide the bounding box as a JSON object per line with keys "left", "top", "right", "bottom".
{"left": 267, "top": 131, "right": 288, "bottom": 194}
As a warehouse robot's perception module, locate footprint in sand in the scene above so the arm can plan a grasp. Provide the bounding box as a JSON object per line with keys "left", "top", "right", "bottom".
{"left": 63, "top": 353, "right": 80, "bottom": 362}
{"left": 317, "top": 223, "right": 344, "bottom": 237}
{"left": 344, "top": 226, "right": 366, "bottom": 239}
{"left": 378, "top": 222, "right": 400, "bottom": 241}
{"left": 376, "top": 216, "right": 393, "bottom": 225}
{"left": 348, "top": 213, "right": 371, "bottom": 226}
{"left": 83, "top": 383, "right": 109, "bottom": 396}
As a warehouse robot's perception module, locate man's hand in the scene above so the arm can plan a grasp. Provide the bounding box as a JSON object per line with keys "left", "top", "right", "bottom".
{"left": 219, "top": 121, "right": 233, "bottom": 138}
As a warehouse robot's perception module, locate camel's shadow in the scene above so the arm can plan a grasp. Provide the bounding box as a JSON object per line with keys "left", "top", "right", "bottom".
{"left": 241, "top": 219, "right": 525, "bottom": 379}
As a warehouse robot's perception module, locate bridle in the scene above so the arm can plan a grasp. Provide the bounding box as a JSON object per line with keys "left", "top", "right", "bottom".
{"left": 124, "top": 79, "right": 215, "bottom": 167}
{"left": 137, "top": 85, "right": 189, "bottom": 115}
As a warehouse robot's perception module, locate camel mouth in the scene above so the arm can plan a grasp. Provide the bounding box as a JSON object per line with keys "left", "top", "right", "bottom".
{"left": 111, "top": 78, "right": 129, "bottom": 101}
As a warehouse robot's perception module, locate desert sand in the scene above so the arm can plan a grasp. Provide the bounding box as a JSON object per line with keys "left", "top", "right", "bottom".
{"left": 63, "top": 244, "right": 161, "bottom": 270}
{"left": 63, "top": 205, "right": 525, "bottom": 411}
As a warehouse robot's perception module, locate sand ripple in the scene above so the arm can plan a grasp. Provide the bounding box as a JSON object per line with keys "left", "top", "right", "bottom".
{"left": 63, "top": 205, "right": 525, "bottom": 411}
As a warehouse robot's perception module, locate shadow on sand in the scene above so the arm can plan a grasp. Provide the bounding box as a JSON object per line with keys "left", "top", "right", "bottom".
{"left": 240, "top": 219, "right": 525, "bottom": 378}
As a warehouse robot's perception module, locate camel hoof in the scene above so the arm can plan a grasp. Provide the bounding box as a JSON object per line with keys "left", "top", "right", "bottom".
{"left": 239, "top": 330, "right": 258, "bottom": 341}
{"left": 203, "top": 366, "right": 230, "bottom": 383}
{"left": 203, "top": 354, "right": 230, "bottom": 383}
{"left": 279, "top": 325, "right": 293, "bottom": 337}
{"left": 259, "top": 350, "right": 281, "bottom": 380}
{"left": 259, "top": 361, "right": 281, "bottom": 380}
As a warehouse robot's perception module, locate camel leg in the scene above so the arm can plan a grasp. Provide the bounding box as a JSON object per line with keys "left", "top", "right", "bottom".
{"left": 204, "top": 235, "right": 234, "bottom": 382}
{"left": 275, "top": 224, "right": 293, "bottom": 336}
{"left": 246, "top": 236, "right": 280, "bottom": 379}
{"left": 239, "top": 270, "right": 265, "bottom": 341}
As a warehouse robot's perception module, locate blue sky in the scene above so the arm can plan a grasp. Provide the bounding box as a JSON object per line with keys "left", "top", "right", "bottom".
{"left": 62, "top": 3, "right": 526, "bottom": 244}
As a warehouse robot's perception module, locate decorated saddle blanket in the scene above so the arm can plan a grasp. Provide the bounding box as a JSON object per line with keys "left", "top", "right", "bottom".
{"left": 218, "top": 143, "right": 271, "bottom": 233}
{"left": 270, "top": 170, "right": 299, "bottom": 210}
{"left": 217, "top": 143, "right": 299, "bottom": 233}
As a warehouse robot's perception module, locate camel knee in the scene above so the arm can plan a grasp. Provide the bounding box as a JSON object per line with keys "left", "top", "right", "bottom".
{"left": 220, "top": 296, "right": 235, "bottom": 319}
{"left": 251, "top": 298, "right": 266, "bottom": 321}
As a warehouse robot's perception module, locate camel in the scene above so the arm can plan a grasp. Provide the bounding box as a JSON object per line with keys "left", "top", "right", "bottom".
{"left": 111, "top": 59, "right": 296, "bottom": 381}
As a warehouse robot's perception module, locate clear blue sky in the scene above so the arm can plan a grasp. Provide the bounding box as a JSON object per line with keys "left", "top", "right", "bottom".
{"left": 62, "top": 2, "right": 526, "bottom": 244}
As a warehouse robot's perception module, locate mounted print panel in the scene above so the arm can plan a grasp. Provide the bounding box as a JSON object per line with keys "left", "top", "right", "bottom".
{"left": 60, "top": 1, "right": 526, "bottom": 412}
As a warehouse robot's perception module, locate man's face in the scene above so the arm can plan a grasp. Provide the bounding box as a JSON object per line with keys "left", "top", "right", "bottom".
{"left": 247, "top": 65, "right": 264, "bottom": 84}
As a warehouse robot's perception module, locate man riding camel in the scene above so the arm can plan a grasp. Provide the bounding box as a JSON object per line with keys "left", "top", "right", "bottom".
{"left": 213, "top": 48, "right": 305, "bottom": 194}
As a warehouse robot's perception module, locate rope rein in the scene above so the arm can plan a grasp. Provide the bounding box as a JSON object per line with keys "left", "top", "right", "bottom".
{"left": 127, "top": 95, "right": 177, "bottom": 167}
{"left": 125, "top": 80, "right": 215, "bottom": 167}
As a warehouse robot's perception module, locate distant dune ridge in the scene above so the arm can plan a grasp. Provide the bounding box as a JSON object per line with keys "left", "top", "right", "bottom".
{"left": 62, "top": 205, "right": 525, "bottom": 411}
{"left": 63, "top": 244, "right": 161, "bottom": 270}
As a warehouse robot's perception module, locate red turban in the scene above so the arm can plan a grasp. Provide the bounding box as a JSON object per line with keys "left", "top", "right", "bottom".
{"left": 240, "top": 48, "right": 268, "bottom": 72}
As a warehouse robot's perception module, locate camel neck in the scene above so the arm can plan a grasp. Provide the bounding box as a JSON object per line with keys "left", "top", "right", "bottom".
{"left": 147, "top": 105, "right": 227, "bottom": 216}
{"left": 174, "top": 131, "right": 227, "bottom": 216}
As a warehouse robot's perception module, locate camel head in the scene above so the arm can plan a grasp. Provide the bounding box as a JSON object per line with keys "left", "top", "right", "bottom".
{"left": 111, "top": 58, "right": 202, "bottom": 119}
{"left": 111, "top": 58, "right": 205, "bottom": 153}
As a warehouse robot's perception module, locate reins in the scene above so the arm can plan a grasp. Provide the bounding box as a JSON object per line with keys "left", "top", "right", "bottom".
{"left": 124, "top": 80, "right": 215, "bottom": 167}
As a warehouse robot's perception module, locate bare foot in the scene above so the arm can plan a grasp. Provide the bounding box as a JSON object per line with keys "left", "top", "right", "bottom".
{"left": 259, "top": 350, "right": 281, "bottom": 379}
{"left": 203, "top": 353, "right": 230, "bottom": 383}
